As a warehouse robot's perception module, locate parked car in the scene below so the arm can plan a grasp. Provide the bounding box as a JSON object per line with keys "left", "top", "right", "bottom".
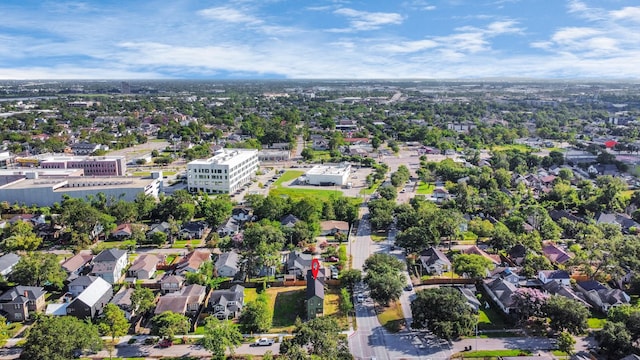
{"left": 253, "top": 338, "right": 275, "bottom": 346}
{"left": 356, "top": 294, "right": 364, "bottom": 303}
{"left": 404, "top": 284, "right": 413, "bottom": 291}
{"left": 325, "top": 256, "right": 339, "bottom": 262}
{"left": 157, "top": 339, "right": 173, "bottom": 348}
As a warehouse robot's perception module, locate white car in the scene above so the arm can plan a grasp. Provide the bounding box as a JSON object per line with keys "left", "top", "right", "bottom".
{"left": 356, "top": 294, "right": 364, "bottom": 303}
{"left": 254, "top": 338, "right": 275, "bottom": 346}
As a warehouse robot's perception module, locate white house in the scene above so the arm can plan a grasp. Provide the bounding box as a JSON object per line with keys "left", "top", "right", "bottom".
{"left": 538, "top": 270, "right": 571, "bottom": 286}
{"left": 91, "top": 249, "right": 128, "bottom": 284}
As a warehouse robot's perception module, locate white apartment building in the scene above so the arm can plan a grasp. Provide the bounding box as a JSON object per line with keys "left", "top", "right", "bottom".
{"left": 187, "top": 149, "right": 259, "bottom": 194}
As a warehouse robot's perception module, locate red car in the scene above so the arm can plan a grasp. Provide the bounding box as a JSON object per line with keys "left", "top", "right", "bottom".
{"left": 157, "top": 339, "right": 173, "bottom": 348}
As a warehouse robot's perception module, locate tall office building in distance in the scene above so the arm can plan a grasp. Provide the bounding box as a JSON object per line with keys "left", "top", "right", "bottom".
{"left": 187, "top": 149, "right": 259, "bottom": 194}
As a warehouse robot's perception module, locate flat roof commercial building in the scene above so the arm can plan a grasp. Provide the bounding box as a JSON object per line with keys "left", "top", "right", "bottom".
{"left": 187, "top": 149, "right": 259, "bottom": 194}
{"left": 305, "top": 163, "right": 351, "bottom": 186}
{"left": 0, "top": 175, "right": 161, "bottom": 207}
{"left": 39, "top": 156, "right": 127, "bottom": 176}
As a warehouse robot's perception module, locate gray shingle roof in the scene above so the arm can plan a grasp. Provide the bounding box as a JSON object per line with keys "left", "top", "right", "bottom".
{"left": 94, "top": 248, "right": 127, "bottom": 263}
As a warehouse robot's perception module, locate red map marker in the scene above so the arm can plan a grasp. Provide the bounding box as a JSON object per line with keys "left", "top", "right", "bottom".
{"left": 311, "top": 258, "right": 320, "bottom": 280}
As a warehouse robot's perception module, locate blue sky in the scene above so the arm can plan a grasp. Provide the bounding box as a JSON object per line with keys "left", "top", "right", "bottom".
{"left": 1, "top": 0, "right": 639, "bottom": 79}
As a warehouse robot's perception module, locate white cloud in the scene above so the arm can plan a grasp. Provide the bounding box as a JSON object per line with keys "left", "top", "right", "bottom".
{"left": 331, "top": 8, "right": 404, "bottom": 31}
{"left": 402, "top": 1, "right": 436, "bottom": 11}
{"left": 197, "top": 7, "right": 263, "bottom": 25}
{"left": 610, "top": 7, "right": 640, "bottom": 22}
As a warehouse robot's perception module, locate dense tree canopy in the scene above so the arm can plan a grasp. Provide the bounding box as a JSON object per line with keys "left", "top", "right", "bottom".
{"left": 21, "top": 316, "right": 102, "bottom": 360}
{"left": 411, "top": 287, "right": 477, "bottom": 340}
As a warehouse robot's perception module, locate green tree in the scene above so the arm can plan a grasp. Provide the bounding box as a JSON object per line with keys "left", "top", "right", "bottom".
{"left": 98, "top": 304, "right": 129, "bottom": 342}
{"left": 130, "top": 286, "right": 156, "bottom": 315}
{"left": 378, "top": 185, "right": 397, "bottom": 201}
{"left": 20, "top": 316, "right": 103, "bottom": 360}
{"left": 0, "top": 315, "right": 8, "bottom": 343}
{"left": 364, "top": 253, "right": 406, "bottom": 305}
{"left": 596, "top": 321, "right": 632, "bottom": 359}
{"left": 1, "top": 221, "right": 42, "bottom": 251}
{"left": 10, "top": 252, "right": 67, "bottom": 289}
{"left": 151, "top": 311, "right": 190, "bottom": 338}
{"left": 199, "top": 195, "right": 233, "bottom": 228}
{"left": 411, "top": 287, "right": 477, "bottom": 340}
{"left": 339, "top": 287, "right": 354, "bottom": 315}
{"left": 452, "top": 254, "right": 493, "bottom": 279}
{"left": 339, "top": 269, "right": 362, "bottom": 290}
{"left": 201, "top": 316, "right": 243, "bottom": 360}
{"left": 281, "top": 317, "right": 350, "bottom": 360}
{"left": 556, "top": 331, "right": 575, "bottom": 358}
{"left": 239, "top": 295, "right": 272, "bottom": 333}
{"left": 543, "top": 296, "right": 589, "bottom": 335}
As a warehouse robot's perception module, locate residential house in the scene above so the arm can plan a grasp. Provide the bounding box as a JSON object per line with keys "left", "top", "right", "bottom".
{"left": 432, "top": 188, "right": 450, "bottom": 203}
{"left": 457, "top": 286, "right": 482, "bottom": 312}
{"left": 542, "top": 281, "right": 591, "bottom": 308}
{"left": 596, "top": 212, "right": 620, "bottom": 227}
{"left": 306, "top": 270, "right": 324, "bottom": 320}
{"left": 175, "top": 249, "right": 211, "bottom": 274}
{"left": 217, "top": 217, "right": 240, "bottom": 237}
{"left": 490, "top": 267, "right": 521, "bottom": 285}
{"left": 541, "top": 242, "right": 572, "bottom": 265}
{"left": 66, "top": 276, "right": 113, "bottom": 319}
{"left": 61, "top": 251, "right": 93, "bottom": 281}
{"left": 419, "top": 247, "right": 451, "bottom": 275}
{"left": 232, "top": 208, "right": 252, "bottom": 222}
{"left": 147, "top": 221, "right": 171, "bottom": 238}
{"left": 111, "top": 223, "right": 133, "bottom": 239}
{"left": 0, "top": 286, "right": 46, "bottom": 322}
{"left": 127, "top": 254, "right": 161, "bottom": 280}
{"left": 91, "top": 248, "right": 128, "bottom": 284}
{"left": 154, "top": 284, "right": 207, "bottom": 316}
{"left": 110, "top": 287, "right": 136, "bottom": 320}
{"left": 71, "top": 142, "right": 100, "bottom": 155}
{"left": 483, "top": 278, "right": 517, "bottom": 314}
{"left": 280, "top": 214, "right": 300, "bottom": 228}
{"left": 160, "top": 275, "right": 185, "bottom": 294}
{"left": 179, "top": 221, "right": 207, "bottom": 239}
{"left": 209, "top": 284, "right": 244, "bottom": 320}
{"left": 319, "top": 220, "right": 350, "bottom": 236}
{"left": 285, "top": 251, "right": 313, "bottom": 279}
{"left": 69, "top": 275, "right": 101, "bottom": 297}
{"left": 0, "top": 253, "right": 21, "bottom": 277}
{"left": 538, "top": 270, "right": 571, "bottom": 286}
{"left": 215, "top": 251, "right": 240, "bottom": 278}
{"left": 506, "top": 244, "right": 526, "bottom": 266}
{"left": 576, "top": 280, "right": 631, "bottom": 313}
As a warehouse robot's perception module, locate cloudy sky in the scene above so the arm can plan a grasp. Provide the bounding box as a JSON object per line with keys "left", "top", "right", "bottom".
{"left": 1, "top": 0, "right": 639, "bottom": 80}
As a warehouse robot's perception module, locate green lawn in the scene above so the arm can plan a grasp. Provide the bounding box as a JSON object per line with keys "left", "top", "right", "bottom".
{"left": 491, "top": 144, "right": 534, "bottom": 153}
{"left": 478, "top": 305, "right": 508, "bottom": 330}
{"left": 588, "top": 314, "right": 607, "bottom": 329}
{"left": 273, "top": 170, "right": 304, "bottom": 186}
{"left": 324, "top": 288, "right": 350, "bottom": 330}
{"left": 359, "top": 181, "right": 381, "bottom": 195}
{"left": 172, "top": 239, "right": 198, "bottom": 248}
{"left": 244, "top": 288, "right": 258, "bottom": 304}
{"left": 370, "top": 231, "right": 388, "bottom": 242}
{"left": 270, "top": 186, "right": 344, "bottom": 201}
{"left": 416, "top": 182, "right": 435, "bottom": 195}
{"left": 463, "top": 231, "right": 478, "bottom": 241}
{"left": 377, "top": 301, "right": 405, "bottom": 333}
{"left": 271, "top": 288, "right": 306, "bottom": 332}
{"left": 455, "top": 349, "right": 532, "bottom": 358}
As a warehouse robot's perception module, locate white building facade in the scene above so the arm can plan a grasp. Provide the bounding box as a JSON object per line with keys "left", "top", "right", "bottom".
{"left": 187, "top": 149, "right": 259, "bottom": 194}
{"left": 305, "top": 163, "right": 351, "bottom": 186}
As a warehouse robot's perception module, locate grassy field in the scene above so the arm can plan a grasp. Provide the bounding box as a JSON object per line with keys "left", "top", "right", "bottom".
{"left": 172, "top": 239, "right": 200, "bottom": 248}
{"left": 370, "top": 231, "right": 388, "bottom": 242}
{"left": 273, "top": 170, "right": 304, "bottom": 186}
{"left": 416, "top": 182, "right": 435, "bottom": 195}
{"left": 478, "top": 305, "right": 508, "bottom": 330}
{"left": 452, "top": 349, "right": 532, "bottom": 358}
{"left": 421, "top": 271, "right": 460, "bottom": 281}
{"left": 324, "top": 288, "right": 350, "bottom": 330}
{"left": 588, "top": 314, "right": 607, "bottom": 329}
{"left": 270, "top": 187, "right": 344, "bottom": 201}
{"left": 359, "top": 181, "right": 381, "bottom": 195}
{"left": 377, "top": 301, "right": 405, "bottom": 333}
{"left": 491, "top": 144, "right": 534, "bottom": 153}
{"left": 271, "top": 287, "right": 306, "bottom": 332}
